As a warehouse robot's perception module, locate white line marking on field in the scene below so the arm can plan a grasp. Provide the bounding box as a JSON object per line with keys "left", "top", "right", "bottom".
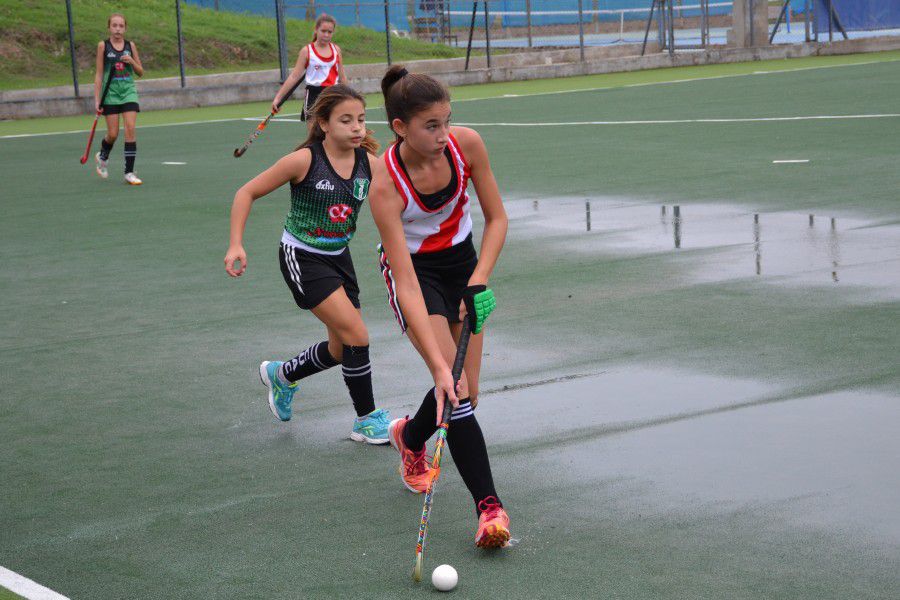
{"left": 449, "top": 114, "right": 900, "bottom": 126}
{"left": 773, "top": 159, "right": 810, "bottom": 163}
{"left": 0, "top": 566, "right": 70, "bottom": 600}
{"left": 162, "top": 161, "right": 186, "bottom": 165}
{"left": 2, "top": 58, "right": 897, "bottom": 140}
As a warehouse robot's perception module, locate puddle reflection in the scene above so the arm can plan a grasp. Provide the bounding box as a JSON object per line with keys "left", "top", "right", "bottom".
{"left": 505, "top": 197, "right": 900, "bottom": 297}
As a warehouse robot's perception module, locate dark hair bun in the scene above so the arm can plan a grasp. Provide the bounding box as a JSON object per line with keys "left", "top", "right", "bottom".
{"left": 381, "top": 64, "right": 408, "bottom": 98}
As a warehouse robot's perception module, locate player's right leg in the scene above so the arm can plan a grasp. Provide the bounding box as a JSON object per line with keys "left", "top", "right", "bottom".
{"left": 312, "top": 290, "right": 390, "bottom": 445}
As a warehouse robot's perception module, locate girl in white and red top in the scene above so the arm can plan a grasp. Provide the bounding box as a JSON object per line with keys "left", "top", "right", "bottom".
{"left": 369, "top": 65, "right": 511, "bottom": 549}
{"left": 272, "top": 14, "right": 347, "bottom": 125}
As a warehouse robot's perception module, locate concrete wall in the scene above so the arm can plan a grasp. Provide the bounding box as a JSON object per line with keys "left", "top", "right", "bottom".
{"left": 730, "top": 0, "right": 771, "bottom": 48}
{"left": 3, "top": 36, "right": 900, "bottom": 120}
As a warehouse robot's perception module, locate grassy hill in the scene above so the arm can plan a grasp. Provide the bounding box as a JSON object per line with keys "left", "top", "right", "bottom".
{"left": 0, "top": 0, "right": 466, "bottom": 90}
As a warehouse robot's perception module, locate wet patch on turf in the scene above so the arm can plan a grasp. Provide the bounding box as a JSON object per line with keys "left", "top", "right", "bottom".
{"left": 500, "top": 197, "right": 900, "bottom": 300}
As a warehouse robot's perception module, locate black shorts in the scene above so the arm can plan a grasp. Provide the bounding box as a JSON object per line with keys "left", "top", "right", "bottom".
{"left": 102, "top": 102, "right": 140, "bottom": 115}
{"left": 300, "top": 85, "right": 325, "bottom": 121}
{"left": 279, "top": 243, "right": 360, "bottom": 310}
{"left": 378, "top": 234, "right": 477, "bottom": 332}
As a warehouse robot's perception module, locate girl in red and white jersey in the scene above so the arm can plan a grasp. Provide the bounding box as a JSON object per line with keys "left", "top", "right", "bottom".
{"left": 272, "top": 14, "right": 347, "bottom": 125}
{"left": 369, "top": 65, "right": 511, "bottom": 549}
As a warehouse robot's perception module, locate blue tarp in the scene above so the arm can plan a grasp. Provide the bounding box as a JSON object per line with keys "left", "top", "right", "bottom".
{"left": 814, "top": 0, "right": 900, "bottom": 32}
{"left": 185, "top": 1, "right": 732, "bottom": 34}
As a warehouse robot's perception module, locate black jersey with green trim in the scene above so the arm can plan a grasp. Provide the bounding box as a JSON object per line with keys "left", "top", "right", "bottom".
{"left": 102, "top": 39, "right": 138, "bottom": 105}
{"left": 284, "top": 142, "right": 371, "bottom": 252}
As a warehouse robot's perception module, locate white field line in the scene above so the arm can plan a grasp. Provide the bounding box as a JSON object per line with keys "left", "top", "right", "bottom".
{"left": 773, "top": 159, "right": 810, "bottom": 163}
{"left": 2, "top": 57, "right": 898, "bottom": 141}
{"left": 162, "top": 161, "right": 187, "bottom": 165}
{"left": 0, "top": 566, "right": 70, "bottom": 600}
{"left": 438, "top": 114, "right": 900, "bottom": 126}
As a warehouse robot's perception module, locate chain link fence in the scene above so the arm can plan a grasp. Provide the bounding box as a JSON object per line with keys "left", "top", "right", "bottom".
{"left": 42, "top": 1, "right": 900, "bottom": 99}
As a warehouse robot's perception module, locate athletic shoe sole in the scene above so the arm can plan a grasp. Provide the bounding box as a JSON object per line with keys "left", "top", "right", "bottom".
{"left": 476, "top": 525, "right": 511, "bottom": 549}
{"left": 258, "top": 361, "right": 289, "bottom": 421}
{"left": 350, "top": 431, "right": 391, "bottom": 445}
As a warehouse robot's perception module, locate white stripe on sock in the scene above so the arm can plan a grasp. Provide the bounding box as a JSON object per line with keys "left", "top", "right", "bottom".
{"left": 450, "top": 402, "right": 474, "bottom": 420}
{"left": 342, "top": 367, "right": 372, "bottom": 377}
{"left": 309, "top": 342, "right": 325, "bottom": 370}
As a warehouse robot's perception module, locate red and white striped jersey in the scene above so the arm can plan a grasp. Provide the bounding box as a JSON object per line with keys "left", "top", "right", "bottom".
{"left": 384, "top": 133, "right": 473, "bottom": 254}
{"left": 305, "top": 43, "right": 340, "bottom": 87}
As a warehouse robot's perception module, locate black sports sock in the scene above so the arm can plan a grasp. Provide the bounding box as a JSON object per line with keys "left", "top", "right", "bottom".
{"left": 341, "top": 344, "right": 376, "bottom": 417}
{"left": 99, "top": 138, "right": 114, "bottom": 161}
{"left": 124, "top": 141, "right": 136, "bottom": 173}
{"left": 402, "top": 388, "right": 439, "bottom": 452}
{"left": 446, "top": 400, "right": 501, "bottom": 512}
{"left": 280, "top": 341, "right": 338, "bottom": 382}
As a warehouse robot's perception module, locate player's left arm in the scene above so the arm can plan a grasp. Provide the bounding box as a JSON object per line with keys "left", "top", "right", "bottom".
{"left": 123, "top": 41, "right": 144, "bottom": 77}
{"left": 455, "top": 126, "right": 507, "bottom": 287}
{"left": 336, "top": 46, "right": 348, "bottom": 84}
{"left": 454, "top": 127, "right": 507, "bottom": 331}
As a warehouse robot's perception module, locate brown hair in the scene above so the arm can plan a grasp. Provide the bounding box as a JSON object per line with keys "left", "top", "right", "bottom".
{"left": 311, "top": 14, "right": 337, "bottom": 42}
{"left": 381, "top": 65, "right": 451, "bottom": 140}
{"left": 296, "top": 84, "right": 379, "bottom": 154}
{"left": 107, "top": 13, "right": 127, "bottom": 28}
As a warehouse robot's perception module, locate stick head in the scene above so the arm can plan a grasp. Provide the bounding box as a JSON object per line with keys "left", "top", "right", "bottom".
{"left": 233, "top": 147, "right": 245, "bottom": 158}
{"left": 413, "top": 554, "right": 423, "bottom": 582}
{"left": 79, "top": 156, "right": 88, "bottom": 164}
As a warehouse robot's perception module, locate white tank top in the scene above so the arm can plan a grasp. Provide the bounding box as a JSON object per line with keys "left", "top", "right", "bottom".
{"left": 384, "top": 133, "right": 473, "bottom": 254}
{"left": 305, "top": 42, "right": 339, "bottom": 87}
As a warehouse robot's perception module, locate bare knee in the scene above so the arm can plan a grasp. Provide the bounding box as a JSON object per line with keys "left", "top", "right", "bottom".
{"left": 105, "top": 130, "right": 119, "bottom": 143}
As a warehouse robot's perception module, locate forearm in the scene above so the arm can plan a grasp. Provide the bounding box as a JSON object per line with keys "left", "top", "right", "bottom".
{"left": 470, "top": 214, "right": 508, "bottom": 284}
{"left": 275, "top": 72, "right": 301, "bottom": 103}
{"left": 228, "top": 190, "right": 255, "bottom": 246}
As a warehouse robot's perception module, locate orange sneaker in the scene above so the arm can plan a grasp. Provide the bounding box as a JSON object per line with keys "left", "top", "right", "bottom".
{"left": 475, "top": 496, "right": 510, "bottom": 548}
{"left": 388, "top": 417, "right": 435, "bottom": 494}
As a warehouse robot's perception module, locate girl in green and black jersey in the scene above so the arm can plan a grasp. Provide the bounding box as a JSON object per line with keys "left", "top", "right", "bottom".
{"left": 93, "top": 13, "right": 144, "bottom": 185}
{"left": 225, "top": 85, "right": 392, "bottom": 444}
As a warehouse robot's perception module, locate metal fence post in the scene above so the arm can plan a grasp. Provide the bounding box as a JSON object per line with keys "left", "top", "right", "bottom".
{"left": 465, "top": 2, "right": 478, "bottom": 70}
{"left": 526, "top": 0, "right": 532, "bottom": 48}
{"left": 275, "top": 0, "right": 288, "bottom": 81}
{"left": 577, "top": 0, "right": 585, "bottom": 62}
{"left": 65, "top": 0, "right": 79, "bottom": 97}
{"left": 384, "top": 0, "right": 393, "bottom": 66}
{"left": 176, "top": 0, "right": 186, "bottom": 87}
{"left": 484, "top": 0, "right": 491, "bottom": 69}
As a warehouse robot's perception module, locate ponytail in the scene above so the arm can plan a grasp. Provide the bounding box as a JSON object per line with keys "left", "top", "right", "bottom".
{"left": 381, "top": 65, "right": 451, "bottom": 140}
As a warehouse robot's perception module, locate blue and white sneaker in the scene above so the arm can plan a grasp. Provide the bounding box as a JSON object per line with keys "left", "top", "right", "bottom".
{"left": 258, "top": 361, "right": 297, "bottom": 422}
{"left": 350, "top": 408, "right": 391, "bottom": 444}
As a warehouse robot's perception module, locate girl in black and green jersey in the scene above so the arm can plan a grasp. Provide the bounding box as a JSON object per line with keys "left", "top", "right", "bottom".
{"left": 93, "top": 13, "right": 144, "bottom": 185}
{"left": 224, "top": 85, "right": 392, "bottom": 444}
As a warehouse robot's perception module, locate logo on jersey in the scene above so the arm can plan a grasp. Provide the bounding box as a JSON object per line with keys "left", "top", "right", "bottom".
{"left": 352, "top": 178, "right": 370, "bottom": 201}
{"left": 328, "top": 204, "right": 353, "bottom": 223}
{"left": 315, "top": 179, "right": 335, "bottom": 191}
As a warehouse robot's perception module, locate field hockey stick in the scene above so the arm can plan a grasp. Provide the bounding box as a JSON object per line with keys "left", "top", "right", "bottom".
{"left": 233, "top": 75, "right": 304, "bottom": 158}
{"left": 80, "top": 67, "right": 115, "bottom": 164}
{"left": 412, "top": 316, "right": 472, "bottom": 583}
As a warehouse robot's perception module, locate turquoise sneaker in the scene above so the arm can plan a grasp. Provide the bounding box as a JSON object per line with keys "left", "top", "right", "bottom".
{"left": 258, "top": 361, "right": 297, "bottom": 422}
{"left": 350, "top": 408, "right": 391, "bottom": 445}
